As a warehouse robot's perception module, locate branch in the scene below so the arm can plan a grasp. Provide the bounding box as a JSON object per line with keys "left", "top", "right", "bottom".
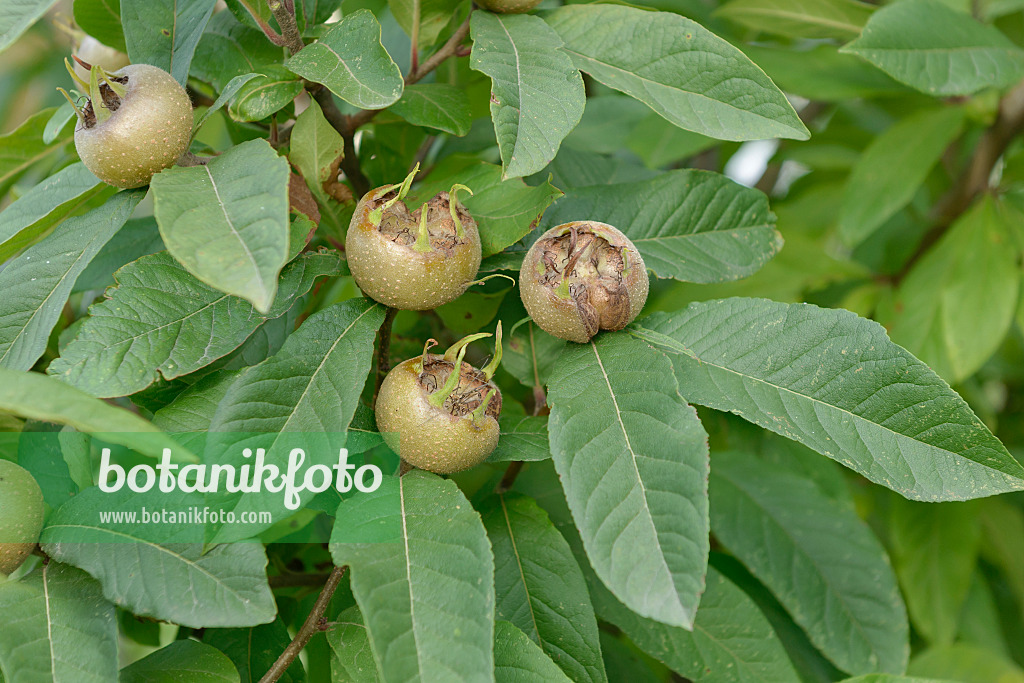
{"left": 374, "top": 307, "right": 399, "bottom": 407}
{"left": 268, "top": 0, "right": 305, "bottom": 55}
{"left": 259, "top": 566, "right": 347, "bottom": 683}
{"left": 896, "top": 80, "right": 1024, "bottom": 283}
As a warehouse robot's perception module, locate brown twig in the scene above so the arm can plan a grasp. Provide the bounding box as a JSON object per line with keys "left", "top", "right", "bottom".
{"left": 268, "top": 0, "right": 305, "bottom": 55}
{"left": 373, "top": 307, "right": 399, "bottom": 408}
{"left": 259, "top": 566, "right": 347, "bottom": 683}
{"left": 895, "top": 80, "right": 1024, "bottom": 284}
{"left": 496, "top": 462, "right": 524, "bottom": 493}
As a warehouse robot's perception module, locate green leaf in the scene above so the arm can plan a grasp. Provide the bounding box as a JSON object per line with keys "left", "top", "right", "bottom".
{"left": 483, "top": 493, "right": 606, "bottom": 683}
{"left": 121, "top": 0, "right": 217, "bottom": 85}
{"left": 327, "top": 606, "right": 381, "bottom": 682}
{"left": 840, "top": 676, "right": 950, "bottom": 683}
{"left": 638, "top": 298, "right": 1024, "bottom": 500}
{"left": 710, "top": 450, "right": 908, "bottom": 674}
{"left": 0, "top": 109, "right": 73, "bottom": 191}
{"left": 546, "top": 5, "right": 809, "bottom": 142}
{"left": 487, "top": 413, "right": 550, "bottom": 463}
{"left": 839, "top": 107, "right": 966, "bottom": 246}
{"left": 0, "top": 0, "right": 60, "bottom": 54}
{"left": 330, "top": 471, "right": 495, "bottom": 682}
{"left": 72, "top": 216, "right": 165, "bottom": 293}
{"left": 907, "top": 643, "right": 1024, "bottom": 683}
{"left": 715, "top": 0, "right": 874, "bottom": 39}
{"left": 49, "top": 251, "right": 340, "bottom": 398}
{"left": 41, "top": 488, "right": 277, "bottom": 628}
{"left": 120, "top": 640, "right": 241, "bottom": 683}
{"left": 205, "top": 618, "right": 306, "bottom": 683}
{"left": 290, "top": 97, "right": 345, "bottom": 202}
{"left": 74, "top": 0, "right": 126, "bottom": 52}
{"left": 43, "top": 102, "right": 77, "bottom": 145}
{"left": 409, "top": 157, "right": 562, "bottom": 257}
{"left": 470, "top": 12, "right": 585, "bottom": 180}
{"left": 890, "top": 498, "right": 981, "bottom": 646}
{"left": 152, "top": 369, "right": 244, "bottom": 431}
{"left": 389, "top": 84, "right": 472, "bottom": 136}
{"left": 596, "top": 568, "right": 801, "bottom": 683}
{"left": 228, "top": 65, "right": 304, "bottom": 122}
{"left": 503, "top": 321, "right": 564, "bottom": 391}
{"left": 388, "top": 0, "right": 462, "bottom": 49}
{"left": 0, "top": 562, "right": 117, "bottom": 683}
{"left": 978, "top": 498, "right": 1024, "bottom": 611}
{"left": 543, "top": 169, "right": 782, "bottom": 284}
{"left": 877, "top": 196, "right": 1022, "bottom": 384}
{"left": 0, "top": 162, "right": 109, "bottom": 263}
{"left": 547, "top": 333, "right": 709, "bottom": 628}
{"left": 194, "top": 72, "right": 262, "bottom": 132}
{"left": 841, "top": 0, "right": 1024, "bottom": 96}
{"left": 0, "top": 189, "right": 145, "bottom": 371}
{"left": 742, "top": 44, "right": 908, "bottom": 102}
{"left": 494, "top": 621, "right": 574, "bottom": 683}
{"left": 192, "top": 11, "right": 282, "bottom": 92}
{"left": 152, "top": 139, "right": 291, "bottom": 313}
{"left": 286, "top": 10, "right": 404, "bottom": 109}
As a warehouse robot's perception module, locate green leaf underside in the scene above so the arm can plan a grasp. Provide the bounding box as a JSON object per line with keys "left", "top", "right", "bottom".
{"left": 638, "top": 298, "right": 1024, "bottom": 500}
{"left": 710, "top": 450, "right": 909, "bottom": 674}
{"left": 48, "top": 251, "right": 341, "bottom": 398}
{"left": 330, "top": 471, "right": 495, "bottom": 682}
{"left": 389, "top": 83, "right": 473, "bottom": 136}
{"left": 41, "top": 488, "right": 276, "bottom": 628}
{"left": 470, "top": 12, "right": 586, "bottom": 180}
{"left": 119, "top": 640, "right": 241, "bottom": 683}
{"left": 715, "top": 0, "right": 874, "bottom": 40}
{"left": 228, "top": 66, "right": 304, "bottom": 122}
{"left": 547, "top": 333, "right": 710, "bottom": 628}
{"left": 483, "top": 493, "right": 607, "bottom": 683}
{"left": 286, "top": 10, "right": 403, "bottom": 109}
{"left": 194, "top": 72, "right": 262, "bottom": 132}
{"left": 839, "top": 106, "right": 966, "bottom": 246}
{"left": 494, "top": 621, "right": 574, "bottom": 683}
{"left": 545, "top": 5, "right": 809, "bottom": 141}
{"left": 0, "top": 190, "right": 145, "bottom": 372}
{"left": 121, "top": 0, "right": 217, "bottom": 85}
{"left": 543, "top": 169, "right": 782, "bottom": 284}
{"left": 841, "top": 0, "right": 1024, "bottom": 96}
{"left": 152, "top": 139, "right": 291, "bottom": 313}
{"left": 0, "top": 562, "right": 117, "bottom": 683}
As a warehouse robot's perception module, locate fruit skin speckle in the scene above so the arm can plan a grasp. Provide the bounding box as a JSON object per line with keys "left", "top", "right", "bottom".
{"left": 0, "top": 460, "right": 44, "bottom": 577}
{"left": 75, "top": 64, "right": 193, "bottom": 189}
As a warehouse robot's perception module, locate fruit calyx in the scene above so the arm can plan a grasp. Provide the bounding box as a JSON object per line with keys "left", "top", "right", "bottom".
{"left": 417, "top": 323, "right": 503, "bottom": 423}
{"left": 59, "top": 59, "right": 128, "bottom": 128}
{"left": 540, "top": 223, "right": 633, "bottom": 338}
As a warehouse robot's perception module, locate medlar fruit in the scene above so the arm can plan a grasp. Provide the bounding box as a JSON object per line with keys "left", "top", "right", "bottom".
{"left": 0, "top": 460, "right": 44, "bottom": 577}
{"left": 520, "top": 221, "right": 649, "bottom": 343}
{"left": 346, "top": 167, "right": 482, "bottom": 310}
{"left": 376, "top": 326, "right": 503, "bottom": 474}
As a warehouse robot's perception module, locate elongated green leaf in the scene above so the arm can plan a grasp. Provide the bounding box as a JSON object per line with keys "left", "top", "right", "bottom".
{"left": 470, "top": 12, "right": 585, "bottom": 180}
{"left": 121, "top": 0, "right": 217, "bottom": 85}
{"left": 0, "top": 0, "right": 59, "bottom": 53}
{"left": 483, "top": 493, "right": 606, "bottom": 683}
{"left": 495, "top": 621, "right": 573, "bottom": 683}
{"left": 41, "top": 489, "right": 276, "bottom": 628}
{"left": 152, "top": 369, "right": 244, "bottom": 432}
{"left": 839, "top": 107, "right": 966, "bottom": 246}
{"left": 547, "top": 333, "right": 709, "bottom": 628}
{"left": 546, "top": 5, "right": 808, "bottom": 142}
{"left": 49, "top": 251, "right": 339, "bottom": 397}
{"left": 0, "top": 163, "right": 108, "bottom": 263}
{"left": 0, "top": 562, "right": 117, "bottom": 683}
{"left": 330, "top": 471, "right": 495, "bottom": 682}
{"left": 152, "top": 139, "right": 291, "bottom": 313}
{"left": 638, "top": 298, "right": 1024, "bottom": 500}
{"left": 120, "top": 640, "right": 240, "bottom": 683}
{"left": 409, "top": 157, "right": 562, "bottom": 257}
{"left": 74, "top": 0, "right": 126, "bottom": 52}
{"left": 742, "top": 44, "right": 908, "bottom": 102}
{"left": 878, "top": 197, "right": 1021, "bottom": 384}
{"left": 890, "top": 498, "right": 981, "bottom": 646}
{"left": 487, "top": 413, "right": 549, "bottom": 463}
{"left": 710, "top": 450, "right": 908, "bottom": 674}
{"left": 841, "top": 0, "right": 1024, "bottom": 96}
{"left": 544, "top": 170, "right": 781, "bottom": 284}
{"left": 387, "top": 0, "right": 461, "bottom": 49}
{"left": 43, "top": 103, "right": 77, "bottom": 145}
{"left": 907, "top": 643, "right": 1024, "bottom": 683}
{"left": 327, "top": 606, "right": 381, "bottom": 683}
{"left": 286, "top": 10, "right": 403, "bottom": 109}
{"left": 716, "top": 0, "right": 873, "bottom": 39}
{"left": 389, "top": 84, "right": 472, "bottom": 136}
{"left": 194, "top": 72, "right": 262, "bottom": 132}
{"left": 289, "top": 97, "right": 344, "bottom": 202}
{"left": 0, "top": 190, "right": 145, "bottom": 371}
{"left": 0, "top": 109, "right": 73, "bottom": 191}
{"left": 228, "top": 66, "right": 304, "bottom": 122}
{"left": 205, "top": 619, "right": 306, "bottom": 683}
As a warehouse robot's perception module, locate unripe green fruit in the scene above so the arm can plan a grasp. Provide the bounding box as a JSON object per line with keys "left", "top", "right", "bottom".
{"left": 73, "top": 64, "right": 193, "bottom": 189}
{"left": 520, "top": 221, "right": 648, "bottom": 343}
{"left": 0, "top": 460, "right": 44, "bottom": 577}
{"left": 376, "top": 349, "right": 502, "bottom": 475}
{"left": 346, "top": 182, "right": 482, "bottom": 310}
{"left": 477, "top": 0, "right": 542, "bottom": 13}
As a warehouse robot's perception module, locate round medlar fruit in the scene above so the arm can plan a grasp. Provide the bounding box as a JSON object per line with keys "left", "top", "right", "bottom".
{"left": 0, "top": 460, "right": 44, "bottom": 577}
{"left": 520, "top": 221, "right": 649, "bottom": 343}
{"left": 346, "top": 167, "right": 482, "bottom": 310}
{"left": 376, "top": 326, "right": 503, "bottom": 474}
{"left": 477, "top": 0, "right": 542, "bottom": 13}
{"left": 60, "top": 62, "right": 193, "bottom": 189}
